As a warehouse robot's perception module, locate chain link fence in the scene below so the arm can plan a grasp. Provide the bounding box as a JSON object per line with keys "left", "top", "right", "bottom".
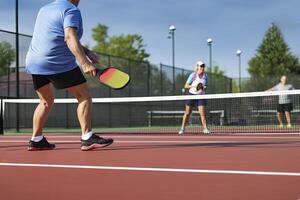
{"left": 0, "top": 30, "right": 232, "bottom": 99}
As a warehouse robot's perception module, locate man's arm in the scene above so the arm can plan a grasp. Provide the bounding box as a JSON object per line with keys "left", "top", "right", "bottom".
{"left": 266, "top": 83, "right": 278, "bottom": 91}
{"left": 64, "top": 27, "right": 96, "bottom": 76}
{"left": 267, "top": 85, "right": 276, "bottom": 91}
{"left": 82, "top": 46, "right": 100, "bottom": 64}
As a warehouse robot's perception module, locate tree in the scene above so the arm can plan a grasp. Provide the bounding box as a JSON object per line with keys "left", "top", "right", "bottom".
{"left": 0, "top": 41, "right": 15, "bottom": 76}
{"left": 248, "top": 23, "right": 299, "bottom": 78}
{"left": 205, "top": 65, "right": 230, "bottom": 93}
{"left": 91, "top": 24, "right": 150, "bottom": 62}
{"left": 206, "top": 65, "right": 225, "bottom": 77}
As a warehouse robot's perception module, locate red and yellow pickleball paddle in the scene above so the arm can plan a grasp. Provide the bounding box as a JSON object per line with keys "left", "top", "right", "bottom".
{"left": 96, "top": 67, "right": 130, "bottom": 90}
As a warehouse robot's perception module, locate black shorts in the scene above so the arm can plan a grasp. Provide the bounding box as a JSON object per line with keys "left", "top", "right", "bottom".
{"left": 277, "top": 103, "right": 293, "bottom": 113}
{"left": 32, "top": 67, "right": 86, "bottom": 90}
{"left": 185, "top": 99, "right": 207, "bottom": 107}
{"left": 185, "top": 93, "right": 207, "bottom": 107}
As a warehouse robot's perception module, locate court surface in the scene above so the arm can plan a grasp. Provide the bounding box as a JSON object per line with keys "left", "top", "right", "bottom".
{"left": 1, "top": 134, "right": 300, "bottom": 200}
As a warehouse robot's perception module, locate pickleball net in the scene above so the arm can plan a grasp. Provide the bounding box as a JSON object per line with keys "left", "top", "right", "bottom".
{"left": 1, "top": 90, "right": 300, "bottom": 135}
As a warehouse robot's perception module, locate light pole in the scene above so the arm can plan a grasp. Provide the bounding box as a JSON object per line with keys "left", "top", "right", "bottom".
{"left": 168, "top": 25, "right": 176, "bottom": 68}
{"left": 207, "top": 38, "right": 213, "bottom": 71}
{"left": 207, "top": 38, "right": 213, "bottom": 91}
{"left": 236, "top": 49, "right": 242, "bottom": 92}
{"left": 168, "top": 25, "right": 176, "bottom": 94}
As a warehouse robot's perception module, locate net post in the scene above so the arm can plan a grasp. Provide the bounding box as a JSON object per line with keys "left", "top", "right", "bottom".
{"left": 15, "top": 0, "right": 20, "bottom": 133}
{"left": 0, "top": 99, "right": 3, "bottom": 135}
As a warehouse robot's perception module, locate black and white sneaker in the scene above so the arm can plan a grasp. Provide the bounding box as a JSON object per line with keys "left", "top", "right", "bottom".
{"left": 81, "top": 134, "right": 113, "bottom": 151}
{"left": 28, "top": 137, "right": 56, "bottom": 151}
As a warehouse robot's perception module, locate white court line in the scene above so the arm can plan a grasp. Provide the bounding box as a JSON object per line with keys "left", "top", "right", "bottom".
{"left": 0, "top": 162, "right": 300, "bottom": 177}
{"left": 0, "top": 140, "right": 235, "bottom": 144}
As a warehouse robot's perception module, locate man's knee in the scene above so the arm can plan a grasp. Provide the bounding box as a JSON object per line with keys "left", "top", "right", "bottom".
{"left": 77, "top": 93, "right": 92, "bottom": 103}
{"left": 68, "top": 83, "right": 91, "bottom": 102}
{"left": 40, "top": 98, "right": 54, "bottom": 109}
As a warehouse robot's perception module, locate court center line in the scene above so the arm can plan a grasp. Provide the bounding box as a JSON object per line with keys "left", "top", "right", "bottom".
{"left": 0, "top": 162, "right": 300, "bottom": 177}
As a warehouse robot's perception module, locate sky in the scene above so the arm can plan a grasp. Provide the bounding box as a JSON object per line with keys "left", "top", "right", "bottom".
{"left": 0, "top": 0, "right": 300, "bottom": 78}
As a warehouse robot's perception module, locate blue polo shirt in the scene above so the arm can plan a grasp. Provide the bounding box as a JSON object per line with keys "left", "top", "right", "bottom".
{"left": 26, "top": 0, "right": 83, "bottom": 75}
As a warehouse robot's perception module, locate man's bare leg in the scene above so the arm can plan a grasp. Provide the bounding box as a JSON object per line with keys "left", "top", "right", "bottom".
{"left": 276, "top": 112, "right": 283, "bottom": 127}
{"left": 32, "top": 84, "right": 54, "bottom": 137}
{"left": 67, "top": 82, "right": 92, "bottom": 135}
{"left": 285, "top": 111, "right": 292, "bottom": 127}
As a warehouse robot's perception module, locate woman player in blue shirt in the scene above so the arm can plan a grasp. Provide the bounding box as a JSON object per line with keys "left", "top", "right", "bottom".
{"left": 179, "top": 61, "right": 211, "bottom": 134}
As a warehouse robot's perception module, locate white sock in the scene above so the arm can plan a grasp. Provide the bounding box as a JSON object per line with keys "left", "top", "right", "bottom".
{"left": 31, "top": 135, "right": 43, "bottom": 142}
{"left": 81, "top": 131, "right": 94, "bottom": 140}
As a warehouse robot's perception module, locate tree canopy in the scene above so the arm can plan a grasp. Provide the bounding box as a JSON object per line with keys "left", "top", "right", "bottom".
{"left": 206, "top": 65, "right": 225, "bottom": 77}
{"left": 91, "top": 24, "right": 150, "bottom": 62}
{"left": 248, "top": 23, "right": 299, "bottom": 78}
{"left": 0, "top": 41, "right": 15, "bottom": 76}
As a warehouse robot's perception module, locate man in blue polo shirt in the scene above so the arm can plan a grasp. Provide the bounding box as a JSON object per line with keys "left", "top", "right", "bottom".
{"left": 26, "top": 0, "right": 113, "bottom": 151}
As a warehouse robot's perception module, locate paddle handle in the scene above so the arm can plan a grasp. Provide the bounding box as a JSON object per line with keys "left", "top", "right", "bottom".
{"left": 95, "top": 69, "right": 105, "bottom": 76}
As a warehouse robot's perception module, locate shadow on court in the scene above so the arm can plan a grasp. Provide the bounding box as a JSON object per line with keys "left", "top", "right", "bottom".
{"left": 1, "top": 141, "right": 300, "bottom": 151}
{"left": 98, "top": 140, "right": 300, "bottom": 151}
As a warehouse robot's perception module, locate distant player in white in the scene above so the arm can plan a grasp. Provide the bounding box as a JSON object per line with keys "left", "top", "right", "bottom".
{"left": 179, "top": 61, "right": 210, "bottom": 134}
{"left": 269, "top": 75, "right": 295, "bottom": 128}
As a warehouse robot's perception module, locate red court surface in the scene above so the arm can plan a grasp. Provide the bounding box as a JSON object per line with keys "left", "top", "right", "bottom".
{"left": 1, "top": 134, "right": 300, "bottom": 200}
